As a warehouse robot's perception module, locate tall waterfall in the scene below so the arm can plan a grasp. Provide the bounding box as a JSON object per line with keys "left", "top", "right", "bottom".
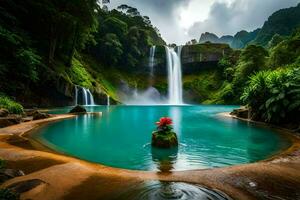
{"left": 149, "top": 46, "right": 156, "bottom": 77}
{"left": 74, "top": 85, "right": 95, "bottom": 106}
{"left": 165, "top": 46, "right": 183, "bottom": 105}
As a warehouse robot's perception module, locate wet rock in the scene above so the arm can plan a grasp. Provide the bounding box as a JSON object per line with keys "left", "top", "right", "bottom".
{"left": 230, "top": 108, "right": 249, "bottom": 119}
{"left": 0, "top": 169, "right": 25, "bottom": 184}
{"left": 0, "top": 116, "right": 22, "bottom": 128}
{"left": 0, "top": 109, "right": 9, "bottom": 117}
{"left": 69, "top": 105, "right": 87, "bottom": 114}
{"left": 32, "top": 111, "right": 50, "bottom": 120}
{"left": 7, "top": 179, "right": 45, "bottom": 194}
{"left": 152, "top": 132, "right": 178, "bottom": 148}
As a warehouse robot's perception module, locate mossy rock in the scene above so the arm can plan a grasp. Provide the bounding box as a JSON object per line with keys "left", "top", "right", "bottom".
{"left": 69, "top": 105, "right": 87, "bottom": 114}
{"left": 151, "top": 131, "right": 178, "bottom": 148}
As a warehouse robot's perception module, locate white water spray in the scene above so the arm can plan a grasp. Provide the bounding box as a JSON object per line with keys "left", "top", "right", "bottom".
{"left": 165, "top": 46, "right": 183, "bottom": 105}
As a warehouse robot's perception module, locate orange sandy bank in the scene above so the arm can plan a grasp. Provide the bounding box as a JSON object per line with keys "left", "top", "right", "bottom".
{"left": 0, "top": 114, "right": 300, "bottom": 200}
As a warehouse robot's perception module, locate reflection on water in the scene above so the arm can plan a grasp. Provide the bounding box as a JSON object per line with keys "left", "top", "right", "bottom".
{"left": 116, "top": 181, "right": 232, "bottom": 200}
{"left": 152, "top": 147, "right": 178, "bottom": 172}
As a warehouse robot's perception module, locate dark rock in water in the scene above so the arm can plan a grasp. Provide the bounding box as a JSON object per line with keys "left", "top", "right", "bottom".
{"left": 0, "top": 109, "right": 9, "bottom": 117}
{"left": 7, "top": 179, "right": 45, "bottom": 194}
{"left": 0, "top": 116, "right": 22, "bottom": 128}
{"left": 152, "top": 132, "right": 178, "bottom": 148}
{"left": 69, "top": 105, "right": 87, "bottom": 114}
{"left": 230, "top": 108, "right": 249, "bottom": 119}
{"left": 0, "top": 169, "right": 25, "bottom": 184}
{"left": 32, "top": 111, "right": 50, "bottom": 120}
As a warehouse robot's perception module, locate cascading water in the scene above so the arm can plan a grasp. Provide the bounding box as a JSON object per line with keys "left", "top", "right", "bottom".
{"left": 74, "top": 85, "right": 95, "bottom": 106}
{"left": 165, "top": 46, "right": 183, "bottom": 105}
{"left": 149, "top": 46, "right": 156, "bottom": 77}
{"left": 107, "top": 94, "right": 110, "bottom": 106}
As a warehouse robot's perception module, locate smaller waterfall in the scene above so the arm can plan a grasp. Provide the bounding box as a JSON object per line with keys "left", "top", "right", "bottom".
{"left": 87, "top": 89, "right": 95, "bottom": 105}
{"left": 107, "top": 95, "right": 110, "bottom": 106}
{"left": 74, "top": 85, "right": 95, "bottom": 106}
{"left": 149, "top": 46, "right": 156, "bottom": 77}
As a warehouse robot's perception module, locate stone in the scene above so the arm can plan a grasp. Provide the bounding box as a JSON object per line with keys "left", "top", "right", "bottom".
{"left": 69, "top": 105, "right": 87, "bottom": 114}
{"left": 151, "top": 132, "right": 178, "bottom": 148}
{"left": 0, "top": 169, "right": 25, "bottom": 184}
{"left": 7, "top": 179, "right": 45, "bottom": 194}
{"left": 0, "top": 116, "right": 21, "bottom": 128}
{"left": 0, "top": 109, "right": 9, "bottom": 117}
{"left": 32, "top": 111, "right": 50, "bottom": 120}
{"left": 230, "top": 108, "right": 249, "bottom": 119}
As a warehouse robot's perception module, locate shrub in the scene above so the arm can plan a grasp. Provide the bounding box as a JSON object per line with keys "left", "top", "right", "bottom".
{"left": 241, "top": 68, "right": 300, "bottom": 123}
{"left": 0, "top": 96, "right": 23, "bottom": 114}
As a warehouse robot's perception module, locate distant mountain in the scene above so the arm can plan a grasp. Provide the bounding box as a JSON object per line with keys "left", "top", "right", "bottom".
{"left": 253, "top": 3, "right": 300, "bottom": 46}
{"left": 198, "top": 3, "right": 300, "bottom": 48}
{"left": 199, "top": 29, "right": 260, "bottom": 49}
{"left": 199, "top": 32, "right": 220, "bottom": 43}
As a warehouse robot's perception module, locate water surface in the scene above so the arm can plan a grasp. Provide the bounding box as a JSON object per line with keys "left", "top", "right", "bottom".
{"left": 34, "top": 105, "right": 290, "bottom": 171}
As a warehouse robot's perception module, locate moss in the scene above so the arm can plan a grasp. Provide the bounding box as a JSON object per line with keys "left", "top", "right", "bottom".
{"left": 152, "top": 131, "right": 178, "bottom": 148}
{"left": 69, "top": 57, "right": 93, "bottom": 89}
{"left": 0, "top": 95, "right": 23, "bottom": 114}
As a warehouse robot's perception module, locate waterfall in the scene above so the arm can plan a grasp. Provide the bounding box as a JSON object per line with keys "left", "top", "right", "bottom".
{"left": 74, "top": 85, "right": 95, "bottom": 106}
{"left": 107, "top": 95, "right": 110, "bottom": 106}
{"left": 149, "top": 46, "right": 156, "bottom": 77}
{"left": 75, "top": 85, "right": 78, "bottom": 105}
{"left": 87, "top": 89, "right": 95, "bottom": 105}
{"left": 165, "top": 46, "right": 183, "bottom": 105}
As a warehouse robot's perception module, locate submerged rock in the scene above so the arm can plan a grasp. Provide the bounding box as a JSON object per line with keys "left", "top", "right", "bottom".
{"left": 69, "top": 105, "right": 87, "bottom": 114}
{"left": 0, "top": 109, "right": 9, "bottom": 117}
{"left": 152, "top": 132, "right": 178, "bottom": 148}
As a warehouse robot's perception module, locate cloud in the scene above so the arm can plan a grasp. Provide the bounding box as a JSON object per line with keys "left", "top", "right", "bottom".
{"left": 187, "top": 0, "right": 300, "bottom": 40}
{"left": 108, "top": 0, "right": 299, "bottom": 44}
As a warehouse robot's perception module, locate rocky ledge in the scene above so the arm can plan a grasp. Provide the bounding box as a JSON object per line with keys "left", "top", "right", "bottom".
{"left": 0, "top": 109, "right": 51, "bottom": 128}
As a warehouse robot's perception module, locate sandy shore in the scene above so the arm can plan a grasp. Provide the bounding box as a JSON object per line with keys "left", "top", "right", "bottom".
{"left": 0, "top": 114, "right": 300, "bottom": 200}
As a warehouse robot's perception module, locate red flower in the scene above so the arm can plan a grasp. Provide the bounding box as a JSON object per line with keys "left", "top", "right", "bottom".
{"left": 156, "top": 117, "right": 173, "bottom": 127}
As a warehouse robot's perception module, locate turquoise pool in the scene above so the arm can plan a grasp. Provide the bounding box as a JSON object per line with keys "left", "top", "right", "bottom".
{"left": 34, "top": 105, "right": 290, "bottom": 171}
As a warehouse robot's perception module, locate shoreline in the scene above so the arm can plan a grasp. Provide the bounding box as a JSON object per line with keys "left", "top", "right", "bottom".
{"left": 0, "top": 114, "right": 300, "bottom": 199}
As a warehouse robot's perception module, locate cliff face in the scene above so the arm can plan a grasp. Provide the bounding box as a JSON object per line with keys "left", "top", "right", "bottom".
{"left": 150, "top": 43, "right": 231, "bottom": 76}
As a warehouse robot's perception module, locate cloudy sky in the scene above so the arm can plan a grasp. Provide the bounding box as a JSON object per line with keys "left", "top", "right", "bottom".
{"left": 108, "top": 0, "right": 299, "bottom": 44}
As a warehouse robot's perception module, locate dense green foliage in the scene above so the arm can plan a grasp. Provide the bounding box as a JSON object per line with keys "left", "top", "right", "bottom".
{"left": 0, "top": 1, "right": 164, "bottom": 105}
{"left": 241, "top": 68, "right": 300, "bottom": 124}
{"left": 0, "top": 95, "right": 23, "bottom": 114}
{"left": 88, "top": 5, "right": 165, "bottom": 69}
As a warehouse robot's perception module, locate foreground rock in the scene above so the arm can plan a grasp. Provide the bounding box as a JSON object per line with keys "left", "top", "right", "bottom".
{"left": 0, "top": 169, "right": 25, "bottom": 184}
{"left": 0, "top": 115, "right": 22, "bottom": 128}
{"left": 7, "top": 179, "right": 45, "bottom": 194}
{"left": 32, "top": 111, "right": 50, "bottom": 120}
{"left": 0, "top": 109, "right": 9, "bottom": 117}
{"left": 230, "top": 108, "right": 249, "bottom": 119}
{"left": 69, "top": 105, "right": 87, "bottom": 114}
